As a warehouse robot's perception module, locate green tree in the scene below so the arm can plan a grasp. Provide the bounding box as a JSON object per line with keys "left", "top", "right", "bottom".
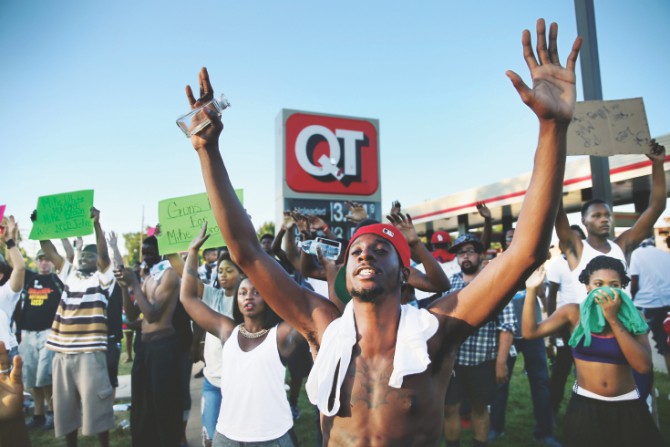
{"left": 256, "top": 221, "right": 275, "bottom": 240}
{"left": 123, "top": 231, "right": 143, "bottom": 266}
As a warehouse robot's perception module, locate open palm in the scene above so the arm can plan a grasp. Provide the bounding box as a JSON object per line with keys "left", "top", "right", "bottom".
{"left": 507, "top": 20, "right": 582, "bottom": 123}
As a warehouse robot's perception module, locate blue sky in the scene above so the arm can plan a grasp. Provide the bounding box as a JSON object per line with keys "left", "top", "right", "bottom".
{"left": 2, "top": 1, "right": 669, "bottom": 254}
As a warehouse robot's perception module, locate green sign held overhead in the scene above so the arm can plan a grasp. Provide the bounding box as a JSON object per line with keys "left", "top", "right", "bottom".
{"left": 157, "top": 190, "right": 243, "bottom": 255}
{"left": 29, "top": 190, "right": 95, "bottom": 240}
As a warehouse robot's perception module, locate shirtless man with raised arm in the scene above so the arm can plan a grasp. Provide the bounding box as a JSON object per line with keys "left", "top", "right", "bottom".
{"left": 184, "top": 19, "right": 581, "bottom": 446}
{"left": 114, "top": 236, "right": 183, "bottom": 447}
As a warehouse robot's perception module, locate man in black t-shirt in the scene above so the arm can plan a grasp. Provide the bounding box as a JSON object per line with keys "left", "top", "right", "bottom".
{"left": 18, "top": 249, "right": 63, "bottom": 430}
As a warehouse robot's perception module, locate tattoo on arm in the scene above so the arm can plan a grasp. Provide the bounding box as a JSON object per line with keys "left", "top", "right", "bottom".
{"left": 186, "top": 264, "right": 198, "bottom": 278}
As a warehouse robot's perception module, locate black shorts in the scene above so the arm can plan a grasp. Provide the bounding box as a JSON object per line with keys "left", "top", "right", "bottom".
{"left": 564, "top": 392, "right": 663, "bottom": 447}
{"left": 287, "top": 340, "right": 313, "bottom": 380}
{"left": 444, "top": 360, "right": 496, "bottom": 407}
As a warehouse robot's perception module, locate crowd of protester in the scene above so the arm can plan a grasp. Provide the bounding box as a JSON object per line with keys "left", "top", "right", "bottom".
{"left": 0, "top": 18, "right": 669, "bottom": 447}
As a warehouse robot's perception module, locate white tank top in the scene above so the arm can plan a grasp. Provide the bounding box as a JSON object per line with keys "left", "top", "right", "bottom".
{"left": 216, "top": 325, "right": 293, "bottom": 442}
{"left": 570, "top": 240, "right": 627, "bottom": 303}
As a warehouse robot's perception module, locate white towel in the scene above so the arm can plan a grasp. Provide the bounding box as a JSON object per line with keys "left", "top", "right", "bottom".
{"left": 305, "top": 302, "right": 439, "bottom": 416}
{"left": 149, "top": 260, "right": 171, "bottom": 282}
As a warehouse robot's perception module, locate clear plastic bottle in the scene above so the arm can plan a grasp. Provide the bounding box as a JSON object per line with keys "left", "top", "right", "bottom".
{"left": 300, "top": 238, "right": 341, "bottom": 260}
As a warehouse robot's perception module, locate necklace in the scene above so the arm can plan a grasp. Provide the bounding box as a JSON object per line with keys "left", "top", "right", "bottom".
{"left": 239, "top": 325, "right": 269, "bottom": 339}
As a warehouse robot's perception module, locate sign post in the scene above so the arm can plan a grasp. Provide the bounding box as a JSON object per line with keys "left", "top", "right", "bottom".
{"left": 277, "top": 110, "right": 381, "bottom": 239}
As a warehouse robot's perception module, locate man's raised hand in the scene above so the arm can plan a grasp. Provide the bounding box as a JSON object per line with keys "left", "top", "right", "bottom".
{"left": 344, "top": 201, "right": 368, "bottom": 223}
{"left": 387, "top": 212, "right": 420, "bottom": 246}
{"left": 107, "top": 231, "right": 119, "bottom": 249}
{"left": 90, "top": 207, "right": 101, "bottom": 224}
{"left": 506, "top": 19, "right": 582, "bottom": 123}
{"left": 646, "top": 139, "right": 666, "bottom": 164}
{"left": 476, "top": 202, "right": 491, "bottom": 220}
{"left": 186, "top": 67, "right": 223, "bottom": 151}
{"left": 525, "top": 264, "right": 546, "bottom": 290}
{"left": 0, "top": 342, "right": 23, "bottom": 421}
{"left": 189, "top": 223, "right": 211, "bottom": 252}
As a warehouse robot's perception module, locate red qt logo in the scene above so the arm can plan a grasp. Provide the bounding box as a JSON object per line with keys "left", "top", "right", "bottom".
{"left": 285, "top": 113, "right": 379, "bottom": 195}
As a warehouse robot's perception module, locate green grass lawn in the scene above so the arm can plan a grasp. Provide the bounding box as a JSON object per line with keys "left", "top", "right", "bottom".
{"left": 28, "top": 352, "right": 670, "bottom": 446}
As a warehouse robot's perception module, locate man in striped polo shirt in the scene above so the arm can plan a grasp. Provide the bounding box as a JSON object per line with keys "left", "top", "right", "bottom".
{"left": 39, "top": 207, "right": 115, "bottom": 447}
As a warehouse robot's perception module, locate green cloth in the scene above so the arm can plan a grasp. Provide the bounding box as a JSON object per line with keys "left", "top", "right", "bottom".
{"left": 568, "top": 287, "right": 648, "bottom": 348}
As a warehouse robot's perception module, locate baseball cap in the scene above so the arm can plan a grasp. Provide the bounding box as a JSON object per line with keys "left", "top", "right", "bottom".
{"left": 82, "top": 244, "right": 98, "bottom": 255}
{"left": 640, "top": 237, "right": 655, "bottom": 248}
{"left": 334, "top": 223, "right": 411, "bottom": 304}
{"left": 431, "top": 231, "right": 452, "bottom": 245}
{"left": 36, "top": 249, "right": 46, "bottom": 259}
{"left": 448, "top": 233, "right": 484, "bottom": 254}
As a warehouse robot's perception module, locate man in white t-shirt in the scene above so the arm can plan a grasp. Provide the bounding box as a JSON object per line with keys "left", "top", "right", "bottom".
{"left": 630, "top": 238, "right": 670, "bottom": 374}
{"left": 555, "top": 139, "right": 666, "bottom": 298}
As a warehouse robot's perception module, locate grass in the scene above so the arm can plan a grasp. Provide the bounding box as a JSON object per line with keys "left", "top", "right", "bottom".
{"left": 28, "top": 352, "right": 670, "bottom": 446}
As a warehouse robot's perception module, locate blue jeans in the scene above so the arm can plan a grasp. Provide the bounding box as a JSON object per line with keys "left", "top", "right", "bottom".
{"left": 202, "top": 377, "right": 223, "bottom": 443}
{"left": 490, "top": 337, "right": 554, "bottom": 438}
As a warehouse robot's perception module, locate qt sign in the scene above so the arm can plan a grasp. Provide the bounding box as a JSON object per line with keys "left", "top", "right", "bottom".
{"left": 285, "top": 113, "right": 379, "bottom": 195}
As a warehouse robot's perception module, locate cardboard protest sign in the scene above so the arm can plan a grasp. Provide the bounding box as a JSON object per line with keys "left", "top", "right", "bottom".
{"left": 567, "top": 98, "right": 650, "bottom": 156}
{"left": 156, "top": 190, "right": 243, "bottom": 255}
{"left": 29, "top": 190, "right": 95, "bottom": 240}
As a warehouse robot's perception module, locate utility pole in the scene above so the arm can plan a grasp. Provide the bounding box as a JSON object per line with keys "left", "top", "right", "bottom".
{"left": 574, "top": 0, "right": 613, "bottom": 206}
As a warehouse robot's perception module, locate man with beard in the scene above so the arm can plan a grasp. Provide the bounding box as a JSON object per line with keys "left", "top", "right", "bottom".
{"left": 443, "top": 234, "right": 516, "bottom": 447}
{"left": 114, "top": 235, "right": 183, "bottom": 447}
{"left": 182, "top": 18, "right": 581, "bottom": 445}
{"left": 40, "top": 208, "right": 115, "bottom": 447}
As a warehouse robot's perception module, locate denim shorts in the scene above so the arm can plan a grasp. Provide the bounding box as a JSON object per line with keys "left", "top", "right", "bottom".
{"left": 212, "top": 431, "right": 294, "bottom": 447}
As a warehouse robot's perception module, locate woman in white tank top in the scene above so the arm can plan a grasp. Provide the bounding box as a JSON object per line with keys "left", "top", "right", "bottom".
{"left": 180, "top": 225, "right": 303, "bottom": 447}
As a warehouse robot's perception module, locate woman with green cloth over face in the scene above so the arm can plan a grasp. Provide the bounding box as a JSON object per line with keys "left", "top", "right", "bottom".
{"left": 522, "top": 255, "right": 663, "bottom": 447}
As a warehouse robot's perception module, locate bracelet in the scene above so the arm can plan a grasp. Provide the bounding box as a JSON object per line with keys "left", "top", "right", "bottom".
{"left": 5, "top": 239, "right": 15, "bottom": 249}
{"left": 0, "top": 367, "right": 10, "bottom": 374}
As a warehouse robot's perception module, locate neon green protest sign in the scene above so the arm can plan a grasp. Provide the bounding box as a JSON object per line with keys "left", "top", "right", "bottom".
{"left": 29, "top": 190, "right": 95, "bottom": 240}
{"left": 156, "top": 190, "right": 243, "bottom": 255}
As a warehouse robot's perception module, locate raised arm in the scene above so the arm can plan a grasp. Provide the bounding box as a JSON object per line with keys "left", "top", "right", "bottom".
{"left": 615, "top": 140, "right": 667, "bottom": 258}
{"left": 91, "top": 207, "right": 111, "bottom": 272}
{"left": 386, "top": 212, "right": 450, "bottom": 293}
{"left": 107, "top": 231, "right": 124, "bottom": 268}
{"left": 433, "top": 20, "right": 582, "bottom": 328}
{"left": 2, "top": 217, "right": 25, "bottom": 293}
{"left": 166, "top": 252, "right": 205, "bottom": 298}
{"left": 522, "top": 266, "right": 575, "bottom": 339}
{"left": 476, "top": 202, "right": 493, "bottom": 251}
{"left": 33, "top": 209, "right": 65, "bottom": 272}
{"left": 271, "top": 222, "right": 290, "bottom": 267}
{"left": 61, "top": 238, "right": 75, "bottom": 264}
{"left": 554, "top": 201, "right": 582, "bottom": 271}
{"left": 280, "top": 213, "right": 302, "bottom": 272}
{"left": 180, "top": 225, "right": 235, "bottom": 341}
{"left": 185, "top": 68, "right": 339, "bottom": 346}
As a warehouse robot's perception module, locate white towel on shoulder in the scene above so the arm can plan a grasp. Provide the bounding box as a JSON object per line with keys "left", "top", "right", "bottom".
{"left": 305, "top": 302, "right": 439, "bottom": 416}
